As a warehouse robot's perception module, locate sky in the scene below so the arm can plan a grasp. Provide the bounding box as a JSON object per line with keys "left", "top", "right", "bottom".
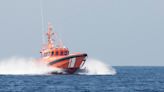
{"left": 0, "top": 0, "right": 164, "bottom": 66}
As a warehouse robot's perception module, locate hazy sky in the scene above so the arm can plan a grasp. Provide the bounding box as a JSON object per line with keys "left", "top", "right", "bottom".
{"left": 0, "top": 0, "right": 164, "bottom": 66}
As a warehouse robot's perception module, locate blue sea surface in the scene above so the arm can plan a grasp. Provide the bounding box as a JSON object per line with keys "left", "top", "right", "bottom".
{"left": 0, "top": 67, "right": 164, "bottom": 92}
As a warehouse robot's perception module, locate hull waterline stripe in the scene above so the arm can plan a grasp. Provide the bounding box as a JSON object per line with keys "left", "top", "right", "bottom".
{"left": 48, "top": 53, "right": 87, "bottom": 65}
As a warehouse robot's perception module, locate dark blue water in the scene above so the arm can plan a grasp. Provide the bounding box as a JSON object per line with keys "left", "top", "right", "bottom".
{"left": 0, "top": 67, "right": 164, "bottom": 92}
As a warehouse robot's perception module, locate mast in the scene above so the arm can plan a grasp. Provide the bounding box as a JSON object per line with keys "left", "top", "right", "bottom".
{"left": 46, "top": 23, "right": 54, "bottom": 49}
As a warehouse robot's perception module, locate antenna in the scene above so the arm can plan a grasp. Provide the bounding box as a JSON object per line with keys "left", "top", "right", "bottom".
{"left": 40, "top": 0, "right": 45, "bottom": 44}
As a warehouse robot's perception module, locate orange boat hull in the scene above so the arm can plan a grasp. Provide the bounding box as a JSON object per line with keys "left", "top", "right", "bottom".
{"left": 42, "top": 53, "right": 87, "bottom": 74}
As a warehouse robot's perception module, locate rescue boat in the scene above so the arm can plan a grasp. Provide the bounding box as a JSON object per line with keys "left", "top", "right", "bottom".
{"left": 40, "top": 23, "right": 87, "bottom": 74}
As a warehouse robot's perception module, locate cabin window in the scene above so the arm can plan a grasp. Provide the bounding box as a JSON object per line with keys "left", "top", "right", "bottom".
{"left": 61, "top": 51, "right": 63, "bottom": 55}
{"left": 56, "top": 51, "right": 58, "bottom": 56}
{"left": 51, "top": 51, "right": 54, "bottom": 56}
{"left": 64, "top": 51, "right": 66, "bottom": 55}
{"left": 64, "top": 51, "right": 67, "bottom": 55}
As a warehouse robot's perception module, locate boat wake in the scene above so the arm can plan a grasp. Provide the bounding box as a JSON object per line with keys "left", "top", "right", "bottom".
{"left": 0, "top": 57, "right": 61, "bottom": 75}
{"left": 0, "top": 57, "right": 116, "bottom": 75}
{"left": 77, "top": 58, "right": 116, "bottom": 75}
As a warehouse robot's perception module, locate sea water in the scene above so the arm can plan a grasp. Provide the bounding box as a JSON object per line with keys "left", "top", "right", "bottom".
{"left": 0, "top": 67, "right": 163, "bottom": 92}
{"left": 0, "top": 58, "right": 163, "bottom": 92}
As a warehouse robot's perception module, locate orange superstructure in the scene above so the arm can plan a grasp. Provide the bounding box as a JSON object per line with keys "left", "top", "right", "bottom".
{"left": 40, "top": 23, "right": 87, "bottom": 74}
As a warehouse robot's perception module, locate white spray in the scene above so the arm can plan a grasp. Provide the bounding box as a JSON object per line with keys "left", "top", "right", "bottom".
{"left": 0, "top": 57, "right": 116, "bottom": 75}
{"left": 79, "top": 58, "right": 116, "bottom": 75}
{"left": 0, "top": 57, "right": 61, "bottom": 75}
